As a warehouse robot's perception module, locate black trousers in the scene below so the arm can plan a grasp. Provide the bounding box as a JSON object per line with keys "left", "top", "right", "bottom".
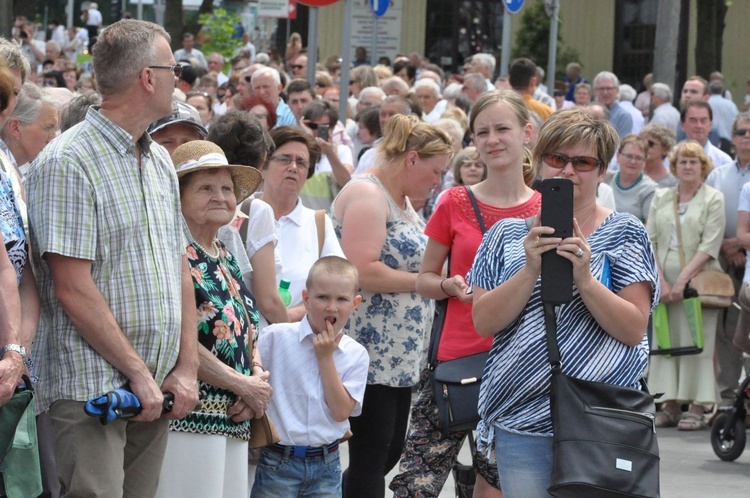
{"left": 343, "top": 384, "right": 412, "bottom": 498}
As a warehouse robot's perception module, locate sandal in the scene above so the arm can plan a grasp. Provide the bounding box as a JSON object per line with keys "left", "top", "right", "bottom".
{"left": 654, "top": 410, "right": 679, "bottom": 428}
{"left": 677, "top": 412, "right": 708, "bottom": 431}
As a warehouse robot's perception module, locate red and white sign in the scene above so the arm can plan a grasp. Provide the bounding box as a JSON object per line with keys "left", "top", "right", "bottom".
{"left": 297, "top": 0, "right": 341, "bottom": 6}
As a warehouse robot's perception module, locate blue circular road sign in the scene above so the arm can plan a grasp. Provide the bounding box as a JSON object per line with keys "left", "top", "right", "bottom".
{"left": 370, "top": 0, "right": 389, "bottom": 17}
{"left": 504, "top": 0, "right": 526, "bottom": 14}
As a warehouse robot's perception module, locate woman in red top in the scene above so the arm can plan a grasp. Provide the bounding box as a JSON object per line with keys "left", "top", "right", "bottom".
{"left": 390, "top": 90, "right": 542, "bottom": 498}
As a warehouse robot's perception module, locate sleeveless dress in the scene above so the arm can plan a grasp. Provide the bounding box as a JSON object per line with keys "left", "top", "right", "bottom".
{"left": 331, "top": 174, "right": 433, "bottom": 387}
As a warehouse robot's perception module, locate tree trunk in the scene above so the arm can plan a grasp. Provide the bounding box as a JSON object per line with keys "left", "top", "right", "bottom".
{"left": 164, "top": 0, "right": 184, "bottom": 50}
{"left": 653, "top": 0, "right": 681, "bottom": 93}
{"left": 694, "top": 0, "right": 728, "bottom": 78}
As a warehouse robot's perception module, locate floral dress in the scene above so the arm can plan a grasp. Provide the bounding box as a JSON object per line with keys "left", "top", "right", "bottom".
{"left": 170, "top": 240, "right": 260, "bottom": 441}
{"left": 0, "top": 170, "right": 26, "bottom": 284}
{"left": 331, "top": 174, "right": 434, "bottom": 387}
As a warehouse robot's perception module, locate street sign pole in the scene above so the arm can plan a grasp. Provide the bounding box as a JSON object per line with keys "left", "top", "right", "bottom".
{"left": 339, "top": 0, "right": 353, "bottom": 122}
{"left": 307, "top": 6, "right": 319, "bottom": 83}
{"left": 500, "top": 0, "right": 525, "bottom": 77}
{"left": 500, "top": 6, "right": 512, "bottom": 77}
{"left": 546, "top": 0, "right": 559, "bottom": 94}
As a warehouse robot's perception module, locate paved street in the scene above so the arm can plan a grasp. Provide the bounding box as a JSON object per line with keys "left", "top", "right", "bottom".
{"left": 339, "top": 425, "right": 750, "bottom": 497}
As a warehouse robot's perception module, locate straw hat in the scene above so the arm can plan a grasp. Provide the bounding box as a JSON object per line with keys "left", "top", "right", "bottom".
{"left": 172, "top": 141, "right": 262, "bottom": 203}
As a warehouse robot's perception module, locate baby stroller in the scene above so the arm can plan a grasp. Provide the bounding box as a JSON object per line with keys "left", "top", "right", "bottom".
{"left": 710, "top": 373, "right": 750, "bottom": 461}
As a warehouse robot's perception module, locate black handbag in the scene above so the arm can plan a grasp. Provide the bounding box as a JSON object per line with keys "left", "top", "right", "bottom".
{"left": 543, "top": 303, "right": 661, "bottom": 498}
{"left": 428, "top": 186, "right": 489, "bottom": 437}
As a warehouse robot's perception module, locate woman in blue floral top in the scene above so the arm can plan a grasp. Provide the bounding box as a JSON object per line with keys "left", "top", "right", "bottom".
{"left": 155, "top": 141, "right": 271, "bottom": 498}
{"left": 331, "top": 114, "right": 454, "bottom": 498}
{"left": 0, "top": 63, "right": 39, "bottom": 406}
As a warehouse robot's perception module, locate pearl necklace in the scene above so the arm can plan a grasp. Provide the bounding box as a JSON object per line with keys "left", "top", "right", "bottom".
{"left": 615, "top": 171, "right": 644, "bottom": 191}
{"left": 194, "top": 239, "right": 219, "bottom": 259}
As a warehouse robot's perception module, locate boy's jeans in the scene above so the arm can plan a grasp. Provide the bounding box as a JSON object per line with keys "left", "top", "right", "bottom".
{"left": 251, "top": 444, "right": 342, "bottom": 498}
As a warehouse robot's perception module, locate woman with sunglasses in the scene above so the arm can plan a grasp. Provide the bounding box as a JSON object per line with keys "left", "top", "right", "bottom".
{"left": 471, "top": 109, "right": 658, "bottom": 496}
{"left": 639, "top": 123, "right": 678, "bottom": 187}
{"left": 610, "top": 134, "right": 657, "bottom": 223}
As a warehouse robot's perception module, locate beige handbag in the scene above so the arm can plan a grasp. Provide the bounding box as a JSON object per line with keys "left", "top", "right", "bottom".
{"left": 673, "top": 193, "right": 734, "bottom": 308}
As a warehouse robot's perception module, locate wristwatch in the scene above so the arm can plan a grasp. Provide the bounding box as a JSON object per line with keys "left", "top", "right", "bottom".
{"left": 0, "top": 344, "right": 26, "bottom": 362}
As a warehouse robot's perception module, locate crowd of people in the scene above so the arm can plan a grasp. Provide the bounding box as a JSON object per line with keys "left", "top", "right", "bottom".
{"left": 1, "top": 13, "right": 750, "bottom": 498}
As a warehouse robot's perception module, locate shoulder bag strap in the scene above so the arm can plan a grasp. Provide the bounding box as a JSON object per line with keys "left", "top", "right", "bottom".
{"left": 315, "top": 210, "right": 326, "bottom": 258}
{"left": 672, "top": 188, "right": 687, "bottom": 269}
{"left": 238, "top": 198, "right": 254, "bottom": 244}
{"left": 429, "top": 187, "right": 488, "bottom": 367}
{"left": 464, "top": 186, "right": 487, "bottom": 233}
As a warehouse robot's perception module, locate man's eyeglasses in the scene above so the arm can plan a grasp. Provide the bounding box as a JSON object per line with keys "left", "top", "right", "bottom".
{"left": 271, "top": 154, "right": 310, "bottom": 170}
{"left": 733, "top": 129, "right": 750, "bottom": 136}
{"left": 541, "top": 152, "right": 602, "bottom": 172}
{"left": 148, "top": 65, "right": 183, "bottom": 78}
{"left": 594, "top": 86, "right": 616, "bottom": 92}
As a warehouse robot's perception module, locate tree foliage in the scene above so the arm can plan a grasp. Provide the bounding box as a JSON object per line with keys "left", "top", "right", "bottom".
{"left": 511, "top": 1, "right": 580, "bottom": 80}
{"left": 197, "top": 8, "right": 240, "bottom": 61}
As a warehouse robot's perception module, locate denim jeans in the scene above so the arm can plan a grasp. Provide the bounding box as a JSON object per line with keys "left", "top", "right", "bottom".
{"left": 493, "top": 426, "right": 554, "bottom": 498}
{"left": 250, "top": 446, "right": 342, "bottom": 498}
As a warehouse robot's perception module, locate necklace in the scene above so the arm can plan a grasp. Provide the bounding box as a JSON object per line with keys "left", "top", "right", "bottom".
{"left": 615, "top": 171, "right": 644, "bottom": 191}
{"left": 578, "top": 206, "right": 597, "bottom": 232}
{"left": 194, "top": 238, "right": 219, "bottom": 259}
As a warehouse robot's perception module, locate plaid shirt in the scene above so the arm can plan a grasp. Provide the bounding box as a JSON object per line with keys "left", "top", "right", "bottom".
{"left": 26, "top": 108, "right": 185, "bottom": 413}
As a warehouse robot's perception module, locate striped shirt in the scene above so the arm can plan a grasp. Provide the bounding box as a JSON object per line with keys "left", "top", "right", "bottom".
{"left": 470, "top": 212, "right": 658, "bottom": 450}
{"left": 26, "top": 108, "right": 185, "bottom": 413}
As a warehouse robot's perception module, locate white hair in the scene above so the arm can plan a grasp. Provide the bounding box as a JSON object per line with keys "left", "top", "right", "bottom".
{"left": 593, "top": 71, "right": 620, "bottom": 88}
{"left": 413, "top": 78, "right": 440, "bottom": 98}
{"left": 381, "top": 76, "right": 409, "bottom": 94}
{"left": 358, "top": 86, "right": 386, "bottom": 103}
{"left": 618, "top": 84, "right": 636, "bottom": 102}
{"left": 443, "top": 82, "right": 463, "bottom": 100}
{"left": 471, "top": 53, "right": 496, "bottom": 76}
{"left": 251, "top": 66, "right": 281, "bottom": 86}
{"left": 650, "top": 83, "right": 672, "bottom": 103}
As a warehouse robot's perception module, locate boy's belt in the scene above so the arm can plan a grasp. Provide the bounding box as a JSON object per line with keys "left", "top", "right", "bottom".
{"left": 269, "top": 440, "right": 339, "bottom": 458}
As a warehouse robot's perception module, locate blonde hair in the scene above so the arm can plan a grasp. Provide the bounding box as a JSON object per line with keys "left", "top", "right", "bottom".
{"left": 618, "top": 133, "right": 647, "bottom": 155}
{"left": 306, "top": 256, "right": 359, "bottom": 293}
{"left": 668, "top": 140, "right": 713, "bottom": 179}
{"left": 378, "top": 114, "right": 454, "bottom": 164}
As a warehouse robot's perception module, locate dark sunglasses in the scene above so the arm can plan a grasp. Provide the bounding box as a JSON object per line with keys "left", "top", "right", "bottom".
{"left": 733, "top": 129, "right": 750, "bottom": 136}
{"left": 542, "top": 152, "right": 602, "bottom": 172}
{"left": 647, "top": 139, "right": 658, "bottom": 148}
{"left": 315, "top": 82, "right": 328, "bottom": 88}
{"left": 244, "top": 76, "right": 252, "bottom": 83}
{"left": 148, "top": 65, "right": 183, "bottom": 78}
{"left": 305, "top": 122, "right": 331, "bottom": 130}
{"left": 290, "top": 64, "right": 305, "bottom": 71}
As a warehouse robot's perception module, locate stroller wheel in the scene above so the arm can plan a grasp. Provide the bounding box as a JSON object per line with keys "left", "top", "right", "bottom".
{"left": 711, "top": 413, "right": 747, "bottom": 461}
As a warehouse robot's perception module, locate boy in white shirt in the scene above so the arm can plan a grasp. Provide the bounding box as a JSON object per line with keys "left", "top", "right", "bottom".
{"left": 251, "top": 256, "right": 369, "bottom": 498}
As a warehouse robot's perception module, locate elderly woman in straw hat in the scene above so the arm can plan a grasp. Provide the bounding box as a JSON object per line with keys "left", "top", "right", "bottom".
{"left": 155, "top": 140, "right": 273, "bottom": 498}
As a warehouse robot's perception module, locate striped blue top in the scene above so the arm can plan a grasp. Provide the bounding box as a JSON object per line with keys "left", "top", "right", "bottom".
{"left": 470, "top": 212, "right": 659, "bottom": 449}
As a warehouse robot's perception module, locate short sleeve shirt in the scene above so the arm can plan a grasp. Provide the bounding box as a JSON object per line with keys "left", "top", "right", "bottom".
{"left": 0, "top": 170, "right": 26, "bottom": 283}
{"left": 170, "top": 241, "right": 259, "bottom": 441}
{"left": 26, "top": 108, "right": 186, "bottom": 412}
{"left": 425, "top": 186, "right": 541, "bottom": 361}
{"left": 470, "top": 213, "right": 658, "bottom": 447}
